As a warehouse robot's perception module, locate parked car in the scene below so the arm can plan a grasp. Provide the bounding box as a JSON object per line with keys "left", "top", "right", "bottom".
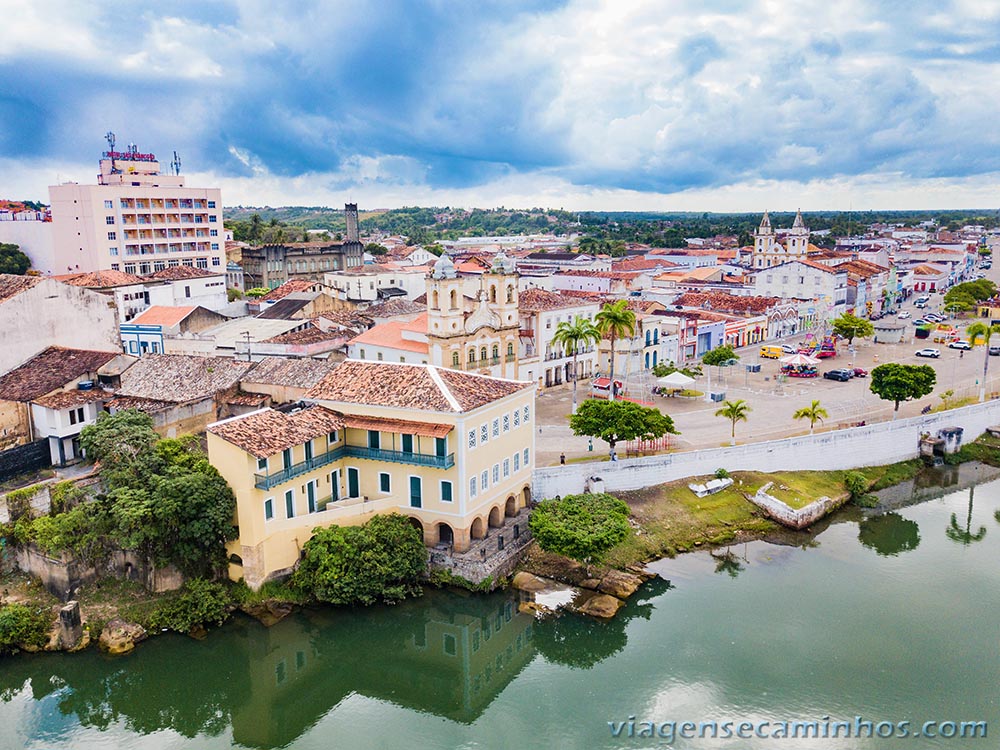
{"left": 915, "top": 348, "right": 941, "bottom": 358}
{"left": 989, "top": 344, "right": 1000, "bottom": 356}
{"left": 925, "top": 313, "right": 944, "bottom": 322}
{"left": 914, "top": 301, "right": 928, "bottom": 309}
{"left": 897, "top": 311, "right": 911, "bottom": 319}
{"left": 913, "top": 319, "right": 930, "bottom": 326}
{"left": 949, "top": 340, "right": 972, "bottom": 350}
{"left": 781, "top": 344, "right": 797, "bottom": 354}
{"left": 852, "top": 367, "right": 869, "bottom": 377}
{"left": 823, "top": 369, "right": 852, "bottom": 381}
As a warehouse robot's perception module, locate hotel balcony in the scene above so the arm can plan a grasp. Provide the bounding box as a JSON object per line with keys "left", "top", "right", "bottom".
{"left": 254, "top": 444, "right": 454, "bottom": 490}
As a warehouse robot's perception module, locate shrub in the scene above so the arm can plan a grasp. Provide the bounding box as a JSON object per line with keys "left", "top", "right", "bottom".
{"left": 0, "top": 603, "right": 51, "bottom": 654}
{"left": 4, "top": 486, "right": 39, "bottom": 521}
{"left": 529, "top": 493, "right": 631, "bottom": 561}
{"left": 714, "top": 468, "right": 731, "bottom": 479}
{"left": 292, "top": 513, "right": 427, "bottom": 606}
{"left": 148, "top": 579, "right": 231, "bottom": 633}
{"left": 845, "top": 471, "right": 877, "bottom": 507}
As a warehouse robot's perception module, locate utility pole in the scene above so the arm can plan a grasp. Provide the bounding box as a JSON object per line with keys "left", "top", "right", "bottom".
{"left": 242, "top": 331, "right": 252, "bottom": 362}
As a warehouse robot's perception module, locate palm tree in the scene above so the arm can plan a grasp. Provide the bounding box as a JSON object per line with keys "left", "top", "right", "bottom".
{"left": 946, "top": 487, "right": 987, "bottom": 545}
{"left": 966, "top": 321, "right": 1000, "bottom": 402}
{"left": 715, "top": 399, "right": 751, "bottom": 446}
{"left": 552, "top": 316, "right": 601, "bottom": 413}
{"left": 792, "top": 399, "right": 829, "bottom": 434}
{"left": 595, "top": 300, "right": 637, "bottom": 402}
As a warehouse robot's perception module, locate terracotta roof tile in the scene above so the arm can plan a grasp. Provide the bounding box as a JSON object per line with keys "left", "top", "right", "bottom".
{"left": 208, "top": 405, "right": 345, "bottom": 458}
{"left": 519, "top": 288, "right": 594, "bottom": 312}
{"left": 32, "top": 388, "right": 108, "bottom": 409}
{"left": 341, "top": 414, "right": 452, "bottom": 438}
{"left": 243, "top": 357, "right": 334, "bottom": 388}
{"left": 0, "top": 347, "right": 119, "bottom": 402}
{"left": 145, "top": 265, "right": 221, "bottom": 281}
{"left": 106, "top": 395, "right": 173, "bottom": 413}
{"left": 261, "top": 324, "right": 347, "bottom": 345}
{"left": 56, "top": 270, "right": 145, "bottom": 288}
{"left": 0, "top": 274, "right": 43, "bottom": 303}
{"left": 307, "top": 360, "right": 530, "bottom": 413}
{"left": 364, "top": 299, "right": 426, "bottom": 318}
{"left": 347, "top": 315, "right": 429, "bottom": 354}
{"left": 116, "top": 355, "right": 252, "bottom": 403}
{"left": 130, "top": 306, "right": 198, "bottom": 327}
{"left": 259, "top": 279, "right": 321, "bottom": 302}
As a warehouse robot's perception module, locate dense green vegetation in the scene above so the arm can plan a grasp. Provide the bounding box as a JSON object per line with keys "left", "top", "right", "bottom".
{"left": 943, "top": 279, "right": 997, "bottom": 312}
{"left": 0, "top": 603, "right": 50, "bottom": 654}
{"left": 0, "top": 243, "right": 30, "bottom": 275}
{"left": 569, "top": 399, "right": 677, "bottom": 457}
{"left": 529, "top": 493, "right": 631, "bottom": 562}
{"left": 11, "top": 411, "right": 237, "bottom": 578}
{"left": 292, "top": 513, "right": 427, "bottom": 605}
{"left": 869, "top": 363, "right": 937, "bottom": 414}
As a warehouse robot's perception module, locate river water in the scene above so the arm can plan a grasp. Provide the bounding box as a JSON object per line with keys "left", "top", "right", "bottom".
{"left": 1, "top": 465, "right": 998, "bottom": 750}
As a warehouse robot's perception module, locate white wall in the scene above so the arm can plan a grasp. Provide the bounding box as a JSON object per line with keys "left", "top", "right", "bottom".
{"left": 533, "top": 399, "right": 1000, "bottom": 498}
{"left": 0, "top": 220, "right": 55, "bottom": 275}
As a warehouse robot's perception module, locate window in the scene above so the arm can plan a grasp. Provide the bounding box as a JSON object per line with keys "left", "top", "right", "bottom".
{"left": 513, "top": 409, "right": 520, "bottom": 427}
{"left": 503, "top": 413, "right": 510, "bottom": 432}
{"left": 409, "top": 476, "right": 422, "bottom": 508}
{"left": 481, "top": 470, "right": 489, "bottom": 490}
{"left": 111, "top": 263, "right": 120, "bottom": 271}
{"left": 212, "top": 257, "right": 221, "bottom": 266}
{"left": 376, "top": 352, "right": 383, "bottom": 361}
{"left": 480, "top": 423, "right": 489, "bottom": 443}
{"left": 435, "top": 437, "right": 447, "bottom": 457}
{"left": 207, "top": 200, "right": 216, "bottom": 208}
{"left": 503, "top": 458, "right": 510, "bottom": 477}
{"left": 492, "top": 464, "right": 500, "bottom": 484}
{"left": 105, "top": 216, "right": 115, "bottom": 225}
{"left": 209, "top": 215, "right": 218, "bottom": 222}
{"left": 368, "top": 430, "right": 380, "bottom": 450}
{"left": 523, "top": 448, "right": 529, "bottom": 466}
{"left": 184, "top": 285, "right": 191, "bottom": 298}
{"left": 359, "top": 348, "right": 366, "bottom": 359}
{"left": 402, "top": 434, "right": 413, "bottom": 453}
{"left": 443, "top": 634, "right": 456, "bottom": 656}
{"left": 440, "top": 480, "right": 453, "bottom": 503}
{"left": 468, "top": 349, "right": 476, "bottom": 364}
{"left": 470, "top": 476, "right": 477, "bottom": 497}
{"left": 492, "top": 419, "right": 499, "bottom": 438}
{"left": 514, "top": 452, "right": 520, "bottom": 471}
{"left": 523, "top": 406, "right": 530, "bottom": 423}
{"left": 69, "top": 409, "right": 78, "bottom": 425}
{"left": 104, "top": 200, "right": 113, "bottom": 209}
{"left": 452, "top": 352, "right": 460, "bottom": 367}
{"left": 284, "top": 489, "right": 295, "bottom": 518}
{"left": 507, "top": 342, "right": 514, "bottom": 357}
{"left": 196, "top": 257, "right": 208, "bottom": 269}
{"left": 257, "top": 457, "right": 267, "bottom": 471}
{"left": 107, "top": 231, "right": 117, "bottom": 240}
{"left": 109, "top": 247, "right": 118, "bottom": 256}
{"left": 264, "top": 498, "right": 274, "bottom": 521}
{"left": 468, "top": 429, "right": 476, "bottom": 448}
{"left": 379, "top": 473, "right": 391, "bottom": 493}
{"left": 209, "top": 229, "right": 218, "bottom": 237}
{"left": 211, "top": 243, "right": 219, "bottom": 251}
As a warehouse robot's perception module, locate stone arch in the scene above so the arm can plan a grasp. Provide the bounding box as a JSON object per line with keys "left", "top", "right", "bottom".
{"left": 522, "top": 485, "right": 532, "bottom": 507}
{"left": 488, "top": 505, "right": 503, "bottom": 528}
{"left": 437, "top": 522, "right": 454, "bottom": 546}
{"left": 432, "top": 290, "right": 440, "bottom": 309}
{"left": 505, "top": 495, "right": 517, "bottom": 517}
{"left": 471, "top": 516, "right": 486, "bottom": 539}
{"left": 506, "top": 285, "right": 514, "bottom": 303}
{"left": 407, "top": 516, "right": 425, "bottom": 541}
{"left": 449, "top": 289, "right": 458, "bottom": 309}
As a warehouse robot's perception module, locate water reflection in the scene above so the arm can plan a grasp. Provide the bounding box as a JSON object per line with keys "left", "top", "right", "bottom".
{"left": 945, "top": 486, "right": 987, "bottom": 546}
{"left": 858, "top": 512, "right": 921, "bottom": 556}
{"left": 0, "top": 578, "right": 673, "bottom": 749}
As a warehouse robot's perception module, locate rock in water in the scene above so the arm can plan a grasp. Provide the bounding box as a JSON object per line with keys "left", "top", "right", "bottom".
{"left": 597, "top": 570, "right": 644, "bottom": 599}
{"left": 98, "top": 619, "right": 147, "bottom": 655}
{"left": 511, "top": 572, "right": 550, "bottom": 592}
{"left": 576, "top": 594, "right": 624, "bottom": 619}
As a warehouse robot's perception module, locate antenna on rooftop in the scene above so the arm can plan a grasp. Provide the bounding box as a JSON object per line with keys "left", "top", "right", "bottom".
{"left": 171, "top": 151, "right": 182, "bottom": 176}
{"left": 105, "top": 131, "right": 118, "bottom": 173}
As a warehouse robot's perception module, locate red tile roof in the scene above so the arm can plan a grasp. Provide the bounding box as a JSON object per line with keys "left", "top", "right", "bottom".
{"left": 0, "top": 274, "right": 43, "bottom": 303}
{"left": 347, "top": 314, "right": 430, "bottom": 354}
{"left": 56, "top": 270, "right": 145, "bottom": 288}
{"left": 341, "top": 414, "right": 452, "bottom": 438}
{"left": 258, "top": 279, "right": 321, "bottom": 302}
{"left": 673, "top": 291, "right": 782, "bottom": 314}
{"left": 209, "top": 405, "right": 345, "bottom": 458}
{"left": 145, "top": 265, "right": 221, "bottom": 281}
{"left": 519, "top": 288, "right": 594, "bottom": 312}
{"left": 32, "top": 388, "right": 108, "bottom": 409}
{"left": 307, "top": 360, "right": 530, "bottom": 413}
{"left": 130, "top": 306, "right": 198, "bottom": 327}
{"left": 0, "top": 347, "right": 120, "bottom": 402}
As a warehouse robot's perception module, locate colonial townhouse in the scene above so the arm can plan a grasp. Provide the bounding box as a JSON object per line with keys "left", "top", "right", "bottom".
{"left": 516, "top": 288, "right": 601, "bottom": 389}
{"left": 207, "top": 360, "right": 535, "bottom": 589}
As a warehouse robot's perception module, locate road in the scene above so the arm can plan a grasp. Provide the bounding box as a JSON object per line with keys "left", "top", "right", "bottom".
{"left": 535, "top": 258, "right": 998, "bottom": 466}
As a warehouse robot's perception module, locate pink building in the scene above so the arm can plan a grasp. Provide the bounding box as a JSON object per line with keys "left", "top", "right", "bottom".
{"left": 49, "top": 143, "right": 223, "bottom": 276}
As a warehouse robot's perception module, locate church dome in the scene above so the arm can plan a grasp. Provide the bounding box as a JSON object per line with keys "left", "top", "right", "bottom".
{"left": 431, "top": 253, "right": 457, "bottom": 279}
{"left": 491, "top": 250, "right": 516, "bottom": 274}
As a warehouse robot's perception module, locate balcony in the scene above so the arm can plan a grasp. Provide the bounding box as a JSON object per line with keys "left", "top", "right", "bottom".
{"left": 343, "top": 445, "right": 454, "bottom": 469}
{"left": 489, "top": 356, "right": 501, "bottom": 366}
{"left": 254, "top": 446, "right": 344, "bottom": 489}
{"left": 505, "top": 354, "right": 516, "bottom": 362}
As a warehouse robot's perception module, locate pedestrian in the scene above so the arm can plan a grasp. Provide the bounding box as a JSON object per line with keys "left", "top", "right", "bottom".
{"left": 560, "top": 453, "right": 566, "bottom": 465}
{"left": 960, "top": 349, "right": 964, "bottom": 359}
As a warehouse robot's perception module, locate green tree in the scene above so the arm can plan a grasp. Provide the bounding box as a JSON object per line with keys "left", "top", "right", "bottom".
{"left": 247, "top": 213, "right": 263, "bottom": 244}
{"left": 943, "top": 279, "right": 997, "bottom": 312}
{"left": 595, "top": 300, "right": 636, "bottom": 401}
{"left": 0, "top": 243, "right": 30, "bottom": 275}
{"left": 364, "top": 242, "right": 389, "bottom": 256}
{"left": 569, "top": 399, "right": 677, "bottom": 458}
{"left": 702, "top": 344, "right": 738, "bottom": 367}
{"left": 715, "top": 399, "right": 751, "bottom": 445}
{"left": 293, "top": 513, "right": 427, "bottom": 605}
{"left": 79, "top": 410, "right": 160, "bottom": 486}
{"left": 528, "top": 493, "right": 630, "bottom": 561}
{"left": 792, "top": 399, "right": 829, "bottom": 434}
{"left": 831, "top": 312, "right": 875, "bottom": 345}
{"left": 0, "top": 603, "right": 50, "bottom": 654}
{"left": 869, "top": 363, "right": 937, "bottom": 417}
{"left": 966, "top": 321, "right": 1000, "bottom": 402}
{"left": 552, "top": 315, "right": 601, "bottom": 413}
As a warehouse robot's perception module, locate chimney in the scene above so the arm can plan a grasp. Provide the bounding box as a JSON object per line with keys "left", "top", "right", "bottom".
{"left": 344, "top": 203, "right": 359, "bottom": 243}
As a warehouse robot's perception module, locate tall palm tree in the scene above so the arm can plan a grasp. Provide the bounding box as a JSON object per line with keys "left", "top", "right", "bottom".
{"left": 595, "top": 300, "right": 637, "bottom": 402}
{"left": 946, "top": 486, "right": 987, "bottom": 545}
{"left": 715, "top": 399, "right": 751, "bottom": 446}
{"left": 966, "top": 321, "right": 1000, "bottom": 402}
{"left": 792, "top": 399, "right": 829, "bottom": 434}
{"left": 552, "top": 316, "right": 601, "bottom": 413}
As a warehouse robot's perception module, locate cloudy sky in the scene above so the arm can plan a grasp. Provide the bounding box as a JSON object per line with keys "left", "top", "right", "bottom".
{"left": 2, "top": 0, "right": 1000, "bottom": 212}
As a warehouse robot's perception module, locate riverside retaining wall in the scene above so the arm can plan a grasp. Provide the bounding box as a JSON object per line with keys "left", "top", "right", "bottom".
{"left": 533, "top": 399, "right": 1000, "bottom": 498}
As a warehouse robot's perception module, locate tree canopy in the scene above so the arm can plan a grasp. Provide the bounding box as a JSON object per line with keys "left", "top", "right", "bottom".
{"left": 943, "top": 279, "right": 997, "bottom": 312}
{"left": 0, "top": 243, "right": 30, "bottom": 275}
{"left": 553, "top": 315, "right": 601, "bottom": 412}
{"left": 715, "top": 399, "right": 751, "bottom": 444}
{"left": 831, "top": 312, "right": 875, "bottom": 345}
{"left": 292, "top": 513, "right": 427, "bottom": 605}
{"left": 792, "top": 400, "right": 828, "bottom": 433}
{"left": 869, "top": 363, "right": 937, "bottom": 413}
{"left": 529, "top": 493, "right": 630, "bottom": 561}
{"left": 569, "top": 399, "right": 677, "bottom": 456}
{"left": 595, "top": 300, "right": 637, "bottom": 395}
{"left": 702, "top": 344, "right": 738, "bottom": 367}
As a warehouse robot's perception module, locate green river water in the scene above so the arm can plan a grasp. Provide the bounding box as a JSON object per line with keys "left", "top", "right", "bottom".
{"left": 1, "top": 463, "right": 999, "bottom": 750}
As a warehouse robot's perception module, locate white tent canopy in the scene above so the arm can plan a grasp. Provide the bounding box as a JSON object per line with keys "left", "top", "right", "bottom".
{"left": 657, "top": 371, "right": 695, "bottom": 388}
{"left": 779, "top": 353, "right": 820, "bottom": 366}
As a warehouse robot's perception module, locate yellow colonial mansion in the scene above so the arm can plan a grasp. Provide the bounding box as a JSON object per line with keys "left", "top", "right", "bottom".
{"left": 207, "top": 359, "right": 535, "bottom": 589}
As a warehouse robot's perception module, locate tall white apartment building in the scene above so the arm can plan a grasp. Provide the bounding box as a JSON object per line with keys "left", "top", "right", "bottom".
{"left": 49, "top": 143, "right": 224, "bottom": 276}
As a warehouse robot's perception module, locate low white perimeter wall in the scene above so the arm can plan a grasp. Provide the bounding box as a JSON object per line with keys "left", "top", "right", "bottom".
{"left": 533, "top": 399, "right": 1000, "bottom": 499}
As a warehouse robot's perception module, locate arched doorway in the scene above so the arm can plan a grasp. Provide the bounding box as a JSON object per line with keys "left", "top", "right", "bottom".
{"left": 488, "top": 506, "right": 503, "bottom": 528}
{"left": 522, "top": 486, "right": 532, "bottom": 507}
{"left": 437, "top": 523, "right": 454, "bottom": 546}
{"left": 505, "top": 495, "right": 517, "bottom": 517}
{"left": 471, "top": 516, "right": 486, "bottom": 539}
{"left": 407, "top": 517, "right": 424, "bottom": 542}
